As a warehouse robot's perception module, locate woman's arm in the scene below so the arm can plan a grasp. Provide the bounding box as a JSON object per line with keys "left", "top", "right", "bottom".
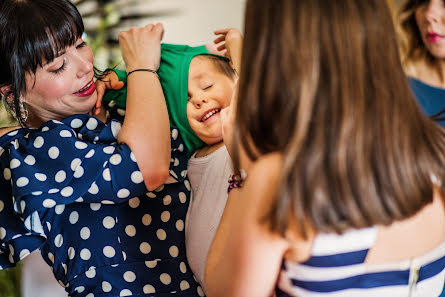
{"left": 116, "top": 23, "right": 171, "bottom": 191}
{"left": 205, "top": 153, "right": 288, "bottom": 297}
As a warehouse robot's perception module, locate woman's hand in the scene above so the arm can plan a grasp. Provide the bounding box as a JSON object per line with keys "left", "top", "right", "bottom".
{"left": 93, "top": 71, "right": 124, "bottom": 116}
{"left": 213, "top": 28, "right": 243, "bottom": 73}
{"left": 118, "top": 23, "right": 164, "bottom": 71}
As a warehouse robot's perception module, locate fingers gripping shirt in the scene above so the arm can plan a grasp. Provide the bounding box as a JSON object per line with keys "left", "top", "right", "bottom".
{"left": 0, "top": 114, "right": 202, "bottom": 297}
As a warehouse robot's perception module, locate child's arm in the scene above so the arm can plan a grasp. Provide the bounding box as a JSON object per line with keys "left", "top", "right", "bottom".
{"left": 115, "top": 23, "right": 171, "bottom": 191}
{"left": 205, "top": 153, "right": 289, "bottom": 297}
{"left": 213, "top": 28, "right": 243, "bottom": 74}
{"left": 94, "top": 70, "right": 124, "bottom": 117}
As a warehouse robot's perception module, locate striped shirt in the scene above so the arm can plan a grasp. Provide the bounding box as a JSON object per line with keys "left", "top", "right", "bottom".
{"left": 276, "top": 227, "right": 445, "bottom": 297}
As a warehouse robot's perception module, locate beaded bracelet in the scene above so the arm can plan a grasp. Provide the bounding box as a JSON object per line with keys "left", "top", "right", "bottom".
{"left": 127, "top": 68, "right": 159, "bottom": 79}
{"left": 227, "top": 169, "right": 247, "bottom": 193}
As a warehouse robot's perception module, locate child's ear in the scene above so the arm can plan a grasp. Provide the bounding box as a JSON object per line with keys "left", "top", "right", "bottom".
{"left": 0, "top": 85, "right": 11, "bottom": 99}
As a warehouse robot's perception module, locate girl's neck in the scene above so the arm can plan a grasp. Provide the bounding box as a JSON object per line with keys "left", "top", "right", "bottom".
{"left": 195, "top": 141, "right": 224, "bottom": 158}
{"left": 414, "top": 58, "right": 445, "bottom": 89}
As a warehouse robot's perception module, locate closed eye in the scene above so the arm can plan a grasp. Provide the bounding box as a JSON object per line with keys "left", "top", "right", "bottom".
{"left": 51, "top": 59, "right": 66, "bottom": 74}
{"left": 76, "top": 41, "right": 87, "bottom": 49}
{"left": 204, "top": 84, "right": 213, "bottom": 90}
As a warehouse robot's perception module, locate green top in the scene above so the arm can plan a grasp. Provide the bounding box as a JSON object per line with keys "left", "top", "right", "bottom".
{"left": 103, "top": 43, "right": 228, "bottom": 156}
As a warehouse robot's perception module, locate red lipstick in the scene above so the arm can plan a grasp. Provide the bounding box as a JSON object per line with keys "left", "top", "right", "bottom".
{"left": 427, "top": 32, "right": 444, "bottom": 43}
{"left": 73, "top": 79, "right": 96, "bottom": 97}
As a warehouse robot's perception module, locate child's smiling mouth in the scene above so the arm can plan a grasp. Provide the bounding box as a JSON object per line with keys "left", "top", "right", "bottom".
{"left": 200, "top": 108, "right": 221, "bottom": 122}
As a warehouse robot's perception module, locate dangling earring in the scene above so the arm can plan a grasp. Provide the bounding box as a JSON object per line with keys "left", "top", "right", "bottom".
{"left": 18, "top": 100, "right": 28, "bottom": 123}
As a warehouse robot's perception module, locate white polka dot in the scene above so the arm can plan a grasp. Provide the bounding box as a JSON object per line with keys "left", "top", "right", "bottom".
{"left": 120, "top": 289, "right": 132, "bottom": 297}
{"left": 73, "top": 166, "right": 84, "bottom": 178}
{"left": 48, "top": 146, "right": 60, "bottom": 159}
{"left": 55, "top": 170, "right": 66, "bottom": 183}
{"left": 0, "top": 201, "right": 3, "bottom": 212}
{"left": 86, "top": 118, "right": 98, "bottom": 130}
{"left": 179, "top": 192, "right": 187, "bottom": 203}
{"left": 125, "top": 225, "right": 136, "bottom": 237}
{"left": 160, "top": 273, "right": 171, "bottom": 285}
{"left": 70, "top": 118, "right": 83, "bottom": 128}
{"left": 80, "top": 249, "right": 91, "bottom": 260}
{"left": 123, "top": 271, "right": 136, "bottom": 282}
{"left": 61, "top": 187, "right": 73, "bottom": 197}
{"left": 117, "top": 109, "right": 126, "bottom": 116}
{"left": 180, "top": 262, "right": 187, "bottom": 273}
{"left": 88, "top": 183, "right": 99, "bottom": 194}
{"left": 35, "top": 173, "right": 47, "bottom": 181}
{"left": 75, "top": 197, "right": 84, "bottom": 202}
{"left": 146, "top": 192, "right": 156, "bottom": 198}
{"left": 46, "top": 222, "right": 51, "bottom": 232}
{"left": 103, "top": 246, "right": 115, "bottom": 258}
{"left": 142, "top": 214, "right": 152, "bottom": 226}
{"left": 24, "top": 155, "right": 36, "bottom": 165}
{"left": 163, "top": 195, "right": 172, "bottom": 205}
{"left": 128, "top": 198, "right": 140, "bottom": 208}
{"left": 54, "top": 234, "right": 63, "bottom": 247}
{"left": 48, "top": 252, "right": 55, "bottom": 263}
{"left": 85, "top": 149, "right": 95, "bottom": 158}
{"left": 102, "top": 281, "right": 112, "bottom": 292}
{"left": 103, "top": 216, "right": 115, "bottom": 229}
{"left": 169, "top": 246, "right": 179, "bottom": 257}
{"left": 174, "top": 158, "right": 179, "bottom": 166}
{"left": 71, "top": 158, "right": 82, "bottom": 171}
{"left": 103, "top": 146, "right": 115, "bottom": 154}
{"left": 131, "top": 171, "right": 143, "bottom": 184}
{"left": 161, "top": 211, "right": 170, "bottom": 222}
{"left": 172, "top": 129, "right": 178, "bottom": 140}
{"left": 143, "top": 284, "right": 155, "bottom": 294}
{"left": 3, "top": 168, "right": 11, "bottom": 180}
{"left": 102, "top": 200, "right": 114, "bottom": 205}
{"left": 130, "top": 152, "right": 136, "bottom": 162}
{"left": 59, "top": 130, "right": 72, "bottom": 137}
{"left": 145, "top": 259, "right": 158, "bottom": 268}
{"left": 157, "top": 229, "right": 167, "bottom": 240}
{"left": 85, "top": 294, "right": 94, "bottom": 297}
{"left": 33, "top": 136, "right": 44, "bottom": 148}
{"left": 90, "top": 203, "right": 101, "bottom": 211}
{"left": 48, "top": 188, "right": 59, "bottom": 194}
{"left": 122, "top": 251, "right": 127, "bottom": 261}
{"left": 80, "top": 227, "right": 90, "bottom": 240}
{"left": 68, "top": 247, "right": 75, "bottom": 259}
{"left": 20, "top": 200, "right": 26, "bottom": 213}
{"left": 19, "top": 249, "right": 30, "bottom": 260}
{"left": 55, "top": 205, "right": 65, "bottom": 215}
{"left": 102, "top": 168, "right": 111, "bottom": 181}
{"left": 85, "top": 267, "right": 96, "bottom": 278}
{"left": 197, "top": 286, "right": 205, "bottom": 296}
{"left": 185, "top": 180, "right": 191, "bottom": 191}
{"left": 140, "top": 242, "right": 151, "bottom": 254}
{"left": 117, "top": 189, "right": 130, "bottom": 199}
{"left": 10, "top": 158, "right": 20, "bottom": 169}
{"left": 180, "top": 280, "right": 190, "bottom": 291}
{"left": 110, "top": 121, "right": 121, "bottom": 138}
{"left": 32, "top": 191, "right": 43, "bottom": 196}
{"left": 154, "top": 185, "right": 164, "bottom": 192}
{"left": 75, "top": 141, "right": 88, "bottom": 149}
{"left": 110, "top": 154, "right": 122, "bottom": 165}
{"left": 16, "top": 177, "right": 29, "bottom": 187}
{"left": 43, "top": 199, "right": 56, "bottom": 208}
{"left": 176, "top": 220, "right": 184, "bottom": 231}
{"left": 69, "top": 211, "right": 79, "bottom": 224}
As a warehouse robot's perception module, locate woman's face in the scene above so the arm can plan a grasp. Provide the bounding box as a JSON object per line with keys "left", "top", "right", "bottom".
{"left": 24, "top": 38, "right": 97, "bottom": 125}
{"left": 415, "top": 0, "right": 445, "bottom": 58}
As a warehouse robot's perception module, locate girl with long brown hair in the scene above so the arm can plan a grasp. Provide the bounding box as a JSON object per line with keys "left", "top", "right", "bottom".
{"left": 205, "top": 0, "right": 445, "bottom": 296}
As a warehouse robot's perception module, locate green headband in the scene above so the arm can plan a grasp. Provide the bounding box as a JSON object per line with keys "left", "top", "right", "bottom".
{"left": 103, "top": 43, "right": 228, "bottom": 156}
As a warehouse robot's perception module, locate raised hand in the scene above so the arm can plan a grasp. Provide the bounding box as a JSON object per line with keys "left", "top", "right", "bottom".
{"left": 213, "top": 28, "right": 243, "bottom": 73}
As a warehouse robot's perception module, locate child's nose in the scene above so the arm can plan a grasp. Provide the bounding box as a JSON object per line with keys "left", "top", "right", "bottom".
{"left": 194, "top": 98, "right": 208, "bottom": 108}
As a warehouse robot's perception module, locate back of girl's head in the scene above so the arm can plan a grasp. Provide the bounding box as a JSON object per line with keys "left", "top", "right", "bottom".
{"left": 235, "top": 0, "right": 445, "bottom": 236}
{"left": 0, "top": 0, "right": 84, "bottom": 126}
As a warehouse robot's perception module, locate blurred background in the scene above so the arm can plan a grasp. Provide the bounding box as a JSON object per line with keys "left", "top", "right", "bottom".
{"left": 0, "top": 0, "right": 408, "bottom": 296}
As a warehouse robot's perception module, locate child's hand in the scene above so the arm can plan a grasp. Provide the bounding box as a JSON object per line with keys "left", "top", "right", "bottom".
{"left": 94, "top": 71, "right": 124, "bottom": 116}
{"left": 213, "top": 28, "right": 243, "bottom": 73}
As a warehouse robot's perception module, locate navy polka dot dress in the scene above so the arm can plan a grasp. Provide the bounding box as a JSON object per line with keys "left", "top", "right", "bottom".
{"left": 0, "top": 114, "right": 204, "bottom": 297}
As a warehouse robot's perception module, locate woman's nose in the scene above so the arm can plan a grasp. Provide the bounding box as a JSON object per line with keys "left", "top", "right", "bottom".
{"left": 75, "top": 53, "right": 93, "bottom": 78}
{"left": 425, "top": 0, "right": 442, "bottom": 23}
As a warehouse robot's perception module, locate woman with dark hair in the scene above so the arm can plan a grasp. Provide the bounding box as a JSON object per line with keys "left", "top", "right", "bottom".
{"left": 205, "top": 0, "right": 445, "bottom": 296}
{"left": 0, "top": 0, "right": 202, "bottom": 296}
{"left": 398, "top": 0, "right": 445, "bottom": 126}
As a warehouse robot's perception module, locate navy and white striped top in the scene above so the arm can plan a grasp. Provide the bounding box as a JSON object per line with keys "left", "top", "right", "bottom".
{"left": 276, "top": 227, "right": 445, "bottom": 297}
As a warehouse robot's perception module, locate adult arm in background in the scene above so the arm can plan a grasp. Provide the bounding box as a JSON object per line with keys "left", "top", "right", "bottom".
{"left": 115, "top": 23, "right": 171, "bottom": 191}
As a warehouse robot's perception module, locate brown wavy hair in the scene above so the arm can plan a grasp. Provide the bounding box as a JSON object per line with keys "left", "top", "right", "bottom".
{"left": 233, "top": 0, "right": 445, "bottom": 238}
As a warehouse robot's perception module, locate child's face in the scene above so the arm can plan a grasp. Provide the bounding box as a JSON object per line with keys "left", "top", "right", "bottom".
{"left": 186, "top": 56, "right": 236, "bottom": 145}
